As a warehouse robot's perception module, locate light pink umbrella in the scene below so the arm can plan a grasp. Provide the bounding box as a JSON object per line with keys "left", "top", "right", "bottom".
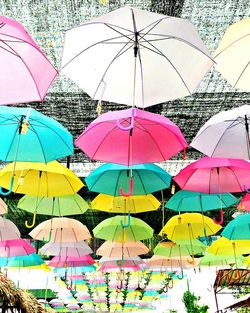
{"left": 48, "top": 255, "right": 95, "bottom": 268}
{"left": 96, "top": 241, "right": 149, "bottom": 258}
{"left": 98, "top": 256, "right": 146, "bottom": 272}
{"left": 0, "top": 239, "right": 35, "bottom": 257}
{"left": 0, "top": 16, "right": 57, "bottom": 105}
{"left": 0, "top": 217, "right": 20, "bottom": 241}
{"left": 75, "top": 107, "right": 188, "bottom": 166}
{"left": 0, "top": 199, "right": 7, "bottom": 215}
{"left": 39, "top": 241, "right": 93, "bottom": 257}
{"left": 237, "top": 194, "right": 250, "bottom": 212}
{"left": 174, "top": 157, "right": 250, "bottom": 193}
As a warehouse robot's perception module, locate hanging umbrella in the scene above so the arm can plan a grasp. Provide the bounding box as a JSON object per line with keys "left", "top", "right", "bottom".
{"left": 91, "top": 194, "right": 161, "bottom": 214}
{"left": 237, "top": 194, "right": 250, "bottom": 212}
{"left": 86, "top": 163, "right": 171, "bottom": 196}
{"left": 61, "top": 6, "right": 213, "bottom": 108}
{"left": 0, "top": 239, "right": 35, "bottom": 257}
{"left": 147, "top": 255, "right": 199, "bottom": 270}
{"left": 190, "top": 105, "right": 250, "bottom": 160}
{"left": 0, "top": 16, "right": 57, "bottom": 105}
{"left": 39, "top": 241, "right": 93, "bottom": 257}
{"left": 53, "top": 265, "right": 96, "bottom": 275}
{"left": 0, "top": 253, "right": 44, "bottom": 267}
{"left": 0, "top": 216, "right": 20, "bottom": 241}
{"left": 0, "top": 161, "right": 84, "bottom": 196}
{"left": 98, "top": 256, "right": 145, "bottom": 273}
{"left": 48, "top": 255, "right": 95, "bottom": 268}
{"left": 221, "top": 213, "right": 250, "bottom": 240}
{"left": 213, "top": 18, "right": 250, "bottom": 91}
{"left": 0, "top": 199, "right": 7, "bottom": 215}
{"left": 174, "top": 157, "right": 250, "bottom": 193}
{"left": 75, "top": 107, "right": 188, "bottom": 166}
{"left": 18, "top": 194, "right": 89, "bottom": 216}
{"left": 96, "top": 240, "right": 149, "bottom": 258}
{"left": 93, "top": 215, "right": 154, "bottom": 241}
{"left": 159, "top": 213, "right": 222, "bottom": 241}
{"left": 165, "top": 190, "right": 239, "bottom": 212}
{"left": 29, "top": 217, "right": 91, "bottom": 242}
{"left": 199, "top": 252, "right": 243, "bottom": 267}
{"left": 207, "top": 237, "right": 250, "bottom": 256}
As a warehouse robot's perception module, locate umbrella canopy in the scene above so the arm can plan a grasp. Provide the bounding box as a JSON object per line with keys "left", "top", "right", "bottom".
{"left": 221, "top": 213, "right": 250, "bottom": 240}
{"left": 207, "top": 237, "right": 250, "bottom": 256}
{"left": 61, "top": 6, "right": 213, "bottom": 108}
{"left": 147, "top": 255, "right": 199, "bottom": 270}
{"left": 53, "top": 265, "right": 96, "bottom": 275}
{"left": 0, "top": 16, "right": 57, "bottom": 105}
{"left": 0, "top": 161, "right": 84, "bottom": 196}
{"left": 0, "top": 216, "right": 20, "bottom": 241}
{"left": 0, "top": 239, "right": 35, "bottom": 257}
{"left": 190, "top": 105, "right": 250, "bottom": 160}
{"left": 18, "top": 194, "right": 89, "bottom": 216}
{"left": 213, "top": 18, "right": 250, "bottom": 91}
{"left": 165, "top": 190, "right": 239, "bottom": 212}
{"left": 0, "top": 106, "right": 73, "bottom": 163}
{"left": 75, "top": 108, "right": 188, "bottom": 166}
{"left": 86, "top": 163, "right": 171, "bottom": 196}
{"left": 93, "top": 215, "right": 154, "bottom": 241}
{"left": 174, "top": 157, "right": 250, "bottom": 193}
{"left": 199, "top": 252, "right": 243, "bottom": 267}
{"left": 39, "top": 241, "right": 93, "bottom": 257}
{"left": 98, "top": 256, "right": 144, "bottom": 273}
{"left": 29, "top": 217, "right": 91, "bottom": 242}
{"left": 159, "top": 213, "right": 222, "bottom": 241}
{"left": 48, "top": 255, "right": 95, "bottom": 268}
{"left": 0, "top": 253, "right": 44, "bottom": 267}
{"left": 96, "top": 241, "right": 149, "bottom": 258}
{"left": 237, "top": 194, "right": 250, "bottom": 212}
{"left": 91, "top": 194, "right": 161, "bottom": 214}
{"left": 0, "top": 199, "right": 7, "bottom": 215}
{"left": 153, "top": 240, "right": 206, "bottom": 257}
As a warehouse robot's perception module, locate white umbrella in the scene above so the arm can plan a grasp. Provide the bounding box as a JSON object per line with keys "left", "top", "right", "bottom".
{"left": 0, "top": 217, "right": 20, "bottom": 241}
{"left": 61, "top": 6, "right": 214, "bottom": 108}
{"left": 191, "top": 105, "right": 250, "bottom": 159}
{"left": 39, "top": 241, "right": 93, "bottom": 257}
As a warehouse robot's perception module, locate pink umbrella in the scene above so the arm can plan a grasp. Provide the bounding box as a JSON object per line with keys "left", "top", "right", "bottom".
{"left": 48, "top": 255, "right": 95, "bottom": 268}
{"left": 0, "top": 239, "right": 35, "bottom": 257}
{"left": 0, "top": 199, "right": 7, "bottom": 215}
{"left": 75, "top": 107, "right": 187, "bottom": 166}
{"left": 99, "top": 262, "right": 142, "bottom": 273}
{"left": 0, "top": 16, "right": 57, "bottom": 105}
{"left": 237, "top": 194, "right": 250, "bottom": 212}
{"left": 174, "top": 157, "right": 250, "bottom": 193}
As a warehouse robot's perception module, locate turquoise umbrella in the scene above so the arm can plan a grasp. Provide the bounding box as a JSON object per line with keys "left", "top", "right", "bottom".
{"left": 0, "top": 253, "right": 44, "bottom": 267}
{"left": 222, "top": 213, "right": 250, "bottom": 240}
{"left": 165, "top": 190, "right": 239, "bottom": 212}
{"left": 86, "top": 163, "right": 171, "bottom": 196}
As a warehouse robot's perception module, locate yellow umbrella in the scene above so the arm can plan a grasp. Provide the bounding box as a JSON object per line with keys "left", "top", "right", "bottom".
{"left": 159, "top": 213, "right": 222, "bottom": 241}
{"left": 10, "top": 263, "right": 51, "bottom": 272}
{"left": 214, "top": 18, "right": 250, "bottom": 91}
{"left": 208, "top": 237, "right": 250, "bottom": 256}
{"left": 91, "top": 193, "right": 161, "bottom": 213}
{"left": 243, "top": 255, "right": 250, "bottom": 267}
{"left": 0, "top": 161, "right": 84, "bottom": 196}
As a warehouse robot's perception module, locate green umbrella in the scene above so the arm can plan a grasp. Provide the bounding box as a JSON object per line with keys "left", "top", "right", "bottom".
{"left": 93, "top": 215, "right": 154, "bottom": 241}
{"left": 165, "top": 190, "right": 239, "bottom": 212}
{"left": 199, "top": 252, "right": 244, "bottom": 267}
{"left": 222, "top": 213, "right": 250, "bottom": 240}
{"left": 18, "top": 194, "right": 89, "bottom": 216}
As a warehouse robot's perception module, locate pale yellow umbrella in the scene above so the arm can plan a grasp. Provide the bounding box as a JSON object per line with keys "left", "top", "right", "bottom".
{"left": 214, "top": 18, "right": 250, "bottom": 91}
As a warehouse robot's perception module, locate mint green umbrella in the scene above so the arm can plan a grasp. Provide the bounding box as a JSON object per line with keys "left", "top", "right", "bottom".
{"left": 222, "top": 213, "right": 250, "bottom": 240}
{"left": 199, "top": 252, "right": 244, "bottom": 267}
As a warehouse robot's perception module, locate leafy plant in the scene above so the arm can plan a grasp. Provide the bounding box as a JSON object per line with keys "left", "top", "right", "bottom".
{"left": 182, "top": 290, "right": 209, "bottom": 313}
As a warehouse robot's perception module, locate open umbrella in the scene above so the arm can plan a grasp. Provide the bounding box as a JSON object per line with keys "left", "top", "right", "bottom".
{"left": 0, "top": 253, "right": 44, "bottom": 267}
{"left": 0, "top": 16, "right": 57, "bottom": 105}
{"left": 29, "top": 217, "right": 91, "bottom": 242}
{"left": 96, "top": 241, "right": 149, "bottom": 258}
{"left": 75, "top": 107, "right": 188, "bottom": 166}
{"left": 86, "top": 162, "right": 171, "bottom": 196}
{"left": 190, "top": 105, "right": 250, "bottom": 160}
{"left": 48, "top": 255, "right": 95, "bottom": 268}
{"left": 147, "top": 255, "right": 199, "bottom": 270}
{"left": 93, "top": 215, "right": 154, "bottom": 242}
{"left": 0, "top": 199, "right": 7, "bottom": 215}
{"left": 237, "top": 194, "right": 250, "bottom": 212}
{"left": 61, "top": 6, "right": 213, "bottom": 108}
{"left": 0, "top": 239, "right": 35, "bottom": 257}
{"left": 98, "top": 256, "right": 145, "bottom": 273}
{"left": 199, "top": 252, "right": 243, "bottom": 267}
{"left": 0, "top": 216, "right": 20, "bottom": 241}
{"left": 207, "top": 237, "right": 250, "bottom": 256}
{"left": 91, "top": 194, "right": 161, "bottom": 214}
{"left": 213, "top": 18, "right": 250, "bottom": 91}
{"left": 39, "top": 241, "right": 93, "bottom": 257}
{"left": 221, "top": 213, "right": 250, "bottom": 240}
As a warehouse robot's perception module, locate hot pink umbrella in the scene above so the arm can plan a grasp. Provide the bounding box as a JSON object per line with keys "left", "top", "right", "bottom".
{"left": 174, "top": 157, "right": 250, "bottom": 193}
{"left": 0, "top": 239, "right": 35, "bottom": 257}
{"left": 237, "top": 194, "right": 250, "bottom": 212}
{"left": 75, "top": 108, "right": 188, "bottom": 166}
{"left": 0, "top": 16, "right": 57, "bottom": 105}
{"left": 48, "top": 255, "right": 95, "bottom": 268}
{"left": 99, "top": 262, "right": 142, "bottom": 273}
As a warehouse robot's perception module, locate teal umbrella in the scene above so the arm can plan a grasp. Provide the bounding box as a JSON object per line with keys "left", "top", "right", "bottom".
{"left": 0, "top": 253, "right": 44, "bottom": 267}
{"left": 221, "top": 213, "right": 250, "bottom": 240}
{"left": 165, "top": 190, "right": 239, "bottom": 212}
{"left": 86, "top": 163, "right": 171, "bottom": 196}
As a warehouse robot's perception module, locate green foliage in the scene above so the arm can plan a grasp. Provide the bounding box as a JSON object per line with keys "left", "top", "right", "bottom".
{"left": 182, "top": 290, "right": 209, "bottom": 313}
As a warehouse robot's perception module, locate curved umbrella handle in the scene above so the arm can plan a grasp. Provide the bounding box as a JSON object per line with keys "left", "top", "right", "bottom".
{"left": 119, "top": 177, "right": 133, "bottom": 197}
{"left": 25, "top": 211, "right": 37, "bottom": 228}
{"left": 116, "top": 108, "right": 136, "bottom": 131}
{"left": 0, "top": 176, "right": 14, "bottom": 196}
{"left": 116, "top": 256, "right": 125, "bottom": 267}
{"left": 244, "top": 185, "right": 250, "bottom": 194}
{"left": 120, "top": 213, "right": 131, "bottom": 228}
{"left": 213, "top": 208, "right": 224, "bottom": 225}
{"left": 168, "top": 279, "right": 174, "bottom": 289}
{"left": 177, "top": 269, "right": 184, "bottom": 280}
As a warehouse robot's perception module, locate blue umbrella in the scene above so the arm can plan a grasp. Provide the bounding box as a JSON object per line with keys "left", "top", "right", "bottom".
{"left": 0, "top": 253, "right": 44, "bottom": 267}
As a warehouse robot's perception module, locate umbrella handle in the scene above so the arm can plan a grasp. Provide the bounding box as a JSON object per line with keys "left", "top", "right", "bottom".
{"left": 244, "top": 185, "right": 250, "bottom": 194}
{"left": 0, "top": 176, "right": 14, "bottom": 196}
{"left": 119, "top": 177, "right": 133, "bottom": 197}
{"left": 120, "top": 213, "right": 131, "bottom": 228}
{"left": 116, "top": 108, "right": 135, "bottom": 131}
{"left": 168, "top": 278, "right": 173, "bottom": 289}
{"left": 213, "top": 208, "right": 224, "bottom": 225}
{"left": 177, "top": 269, "right": 184, "bottom": 280}
{"left": 116, "top": 257, "right": 125, "bottom": 267}
{"left": 25, "top": 211, "right": 37, "bottom": 228}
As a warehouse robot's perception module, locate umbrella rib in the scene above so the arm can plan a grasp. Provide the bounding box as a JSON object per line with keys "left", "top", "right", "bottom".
{"left": 0, "top": 44, "right": 19, "bottom": 57}
{"left": 134, "top": 170, "right": 147, "bottom": 195}
{"left": 234, "top": 60, "right": 250, "bottom": 88}
{"left": 4, "top": 121, "right": 20, "bottom": 162}
{"left": 62, "top": 173, "right": 80, "bottom": 195}
{"left": 214, "top": 34, "right": 250, "bottom": 58}
{"left": 228, "top": 166, "right": 244, "bottom": 192}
